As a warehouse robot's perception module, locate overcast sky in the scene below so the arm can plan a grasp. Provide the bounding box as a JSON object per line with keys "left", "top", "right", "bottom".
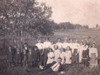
{"left": 37, "top": 0, "right": 100, "bottom": 28}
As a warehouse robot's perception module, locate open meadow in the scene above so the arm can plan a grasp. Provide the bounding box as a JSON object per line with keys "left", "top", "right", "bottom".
{"left": 0, "top": 29, "right": 100, "bottom": 75}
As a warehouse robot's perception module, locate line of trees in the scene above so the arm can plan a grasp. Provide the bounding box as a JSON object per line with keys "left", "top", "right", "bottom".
{"left": 51, "top": 21, "right": 89, "bottom": 30}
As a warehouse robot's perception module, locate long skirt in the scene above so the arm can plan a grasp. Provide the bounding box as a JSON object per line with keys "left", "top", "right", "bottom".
{"left": 43, "top": 48, "right": 49, "bottom": 66}
{"left": 90, "top": 53, "right": 98, "bottom": 68}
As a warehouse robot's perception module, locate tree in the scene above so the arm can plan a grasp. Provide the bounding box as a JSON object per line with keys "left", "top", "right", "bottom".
{"left": 83, "top": 25, "right": 89, "bottom": 29}
{"left": 96, "top": 24, "right": 99, "bottom": 29}
{"left": 0, "top": 0, "right": 53, "bottom": 39}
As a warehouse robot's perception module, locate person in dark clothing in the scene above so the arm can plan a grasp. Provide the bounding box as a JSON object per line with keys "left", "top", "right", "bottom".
{"left": 23, "top": 43, "right": 29, "bottom": 54}
{"left": 27, "top": 47, "right": 33, "bottom": 68}
{"left": 82, "top": 45, "right": 89, "bottom": 67}
{"left": 32, "top": 46, "right": 40, "bottom": 67}
{"left": 34, "top": 58, "right": 62, "bottom": 75}
{"left": 22, "top": 43, "right": 29, "bottom": 67}
{"left": 72, "top": 49, "right": 79, "bottom": 64}
{"left": 7, "top": 46, "right": 13, "bottom": 67}
{"left": 15, "top": 48, "right": 21, "bottom": 67}
{"left": 22, "top": 50, "right": 28, "bottom": 68}
{"left": 12, "top": 44, "right": 17, "bottom": 66}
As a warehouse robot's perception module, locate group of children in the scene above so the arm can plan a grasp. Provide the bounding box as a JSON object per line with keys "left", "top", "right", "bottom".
{"left": 7, "top": 37, "right": 99, "bottom": 73}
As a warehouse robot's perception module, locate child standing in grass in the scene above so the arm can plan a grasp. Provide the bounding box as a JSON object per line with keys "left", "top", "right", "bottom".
{"left": 27, "top": 47, "right": 33, "bottom": 68}
{"left": 7, "top": 46, "right": 13, "bottom": 67}
{"left": 32, "top": 46, "right": 40, "bottom": 67}
{"left": 15, "top": 48, "right": 21, "bottom": 67}
{"left": 22, "top": 49, "right": 27, "bottom": 68}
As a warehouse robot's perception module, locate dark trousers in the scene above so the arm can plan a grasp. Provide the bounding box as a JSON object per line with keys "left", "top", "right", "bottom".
{"left": 39, "top": 49, "right": 44, "bottom": 66}
{"left": 82, "top": 59, "right": 89, "bottom": 67}
{"left": 60, "top": 64, "right": 71, "bottom": 71}
{"left": 33, "top": 60, "right": 39, "bottom": 67}
{"left": 43, "top": 48, "right": 49, "bottom": 66}
{"left": 28, "top": 61, "right": 33, "bottom": 67}
{"left": 8, "top": 62, "right": 13, "bottom": 67}
{"left": 72, "top": 54, "right": 79, "bottom": 64}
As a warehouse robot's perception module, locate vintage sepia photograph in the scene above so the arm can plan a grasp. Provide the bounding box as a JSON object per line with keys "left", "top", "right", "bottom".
{"left": 0, "top": 0, "right": 100, "bottom": 75}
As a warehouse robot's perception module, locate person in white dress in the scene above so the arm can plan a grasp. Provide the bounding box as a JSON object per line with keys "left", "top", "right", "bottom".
{"left": 36, "top": 39, "right": 43, "bottom": 50}
{"left": 89, "top": 43, "right": 98, "bottom": 68}
{"left": 62, "top": 39, "right": 69, "bottom": 50}
{"left": 54, "top": 45, "right": 61, "bottom": 62}
{"left": 60, "top": 46, "right": 72, "bottom": 71}
{"left": 50, "top": 41, "right": 56, "bottom": 51}
{"left": 68, "top": 39, "right": 74, "bottom": 53}
{"left": 71, "top": 39, "right": 80, "bottom": 63}
{"left": 60, "top": 46, "right": 72, "bottom": 65}
{"left": 47, "top": 48, "right": 55, "bottom": 64}
{"left": 78, "top": 42, "right": 84, "bottom": 63}
{"left": 56, "top": 38, "right": 62, "bottom": 49}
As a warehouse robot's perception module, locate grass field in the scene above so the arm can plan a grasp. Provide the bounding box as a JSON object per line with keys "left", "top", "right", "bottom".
{"left": 0, "top": 29, "right": 100, "bottom": 75}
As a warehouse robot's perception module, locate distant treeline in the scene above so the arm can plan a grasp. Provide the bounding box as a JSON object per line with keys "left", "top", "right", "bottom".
{"left": 51, "top": 21, "right": 89, "bottom": 30}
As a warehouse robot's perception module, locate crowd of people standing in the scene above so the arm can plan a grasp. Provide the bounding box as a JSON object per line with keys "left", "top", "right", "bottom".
{"left": 7, "top": 37, "right": 99, "bottom": 73}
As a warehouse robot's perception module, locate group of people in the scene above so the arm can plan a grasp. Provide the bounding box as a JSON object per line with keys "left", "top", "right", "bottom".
{"left": 7, "top": 37, "right": 99, "bottom": 73}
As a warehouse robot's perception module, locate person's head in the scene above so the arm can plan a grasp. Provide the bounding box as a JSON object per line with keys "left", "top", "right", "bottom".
{"left": 34, "top": 46, "right": 38, "bottom": 51}
{"left": 16, "top": 48, "right": 19, "bottom": 51}
{"left": 54, "top": 45, "right": 58, "bottom": 50}
{"left": 8, "top": 46, "right": 12, "bottom": 52}
{"left": 16, "top": 48, "right": 20, "bottom": 54}
{"left": 57, "top": 58, "right": 62, "bottom": 64}
{"left": 13, "top": 45, "right": 17, "bottom": 49}
{"left": 51, "top": 41, "right": 55, "bottom": 44}
{"left": 66, "top": 46, "right": 70, "bottom": 51}
{"left": 45, "top": 37, "right": 49, "bottom": 41}
{"left": 49, "top": 48, "right": 53, "bottom": 52}
{"left": 80, "top": 41, "right": 84, "bottom": 46}
{"left": 92, "top": 43, "right": 96, "bottom": 48}
{"left": 69, "top": 39, "right": 73, "bottom": 43}
{"left": 57, "top": 38, "right": 61, "bottom": 42}
{"left": 89, "top": 44, "right": 92, "bottom": 48}
{"left": 60, "top": 47, "right": 64, "bottom": 52}
{"left": 29, "top": 47, "right": 32, "bottom": 54}
{"left": 75, "top": 39, "right": 78, "bottom": 43}
{"left": 64, "top": 39, "right": 67, "bottom": 43}
{"left": 23, "top": 43, "right": 28, "bottom": 47}
{"left": 38, "top": 39, "right": 41, "bottom": 43}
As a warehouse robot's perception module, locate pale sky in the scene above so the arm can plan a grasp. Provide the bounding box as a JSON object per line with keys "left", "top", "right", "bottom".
{"left": 37, "top": 0, "right": 100, "bottom": 28}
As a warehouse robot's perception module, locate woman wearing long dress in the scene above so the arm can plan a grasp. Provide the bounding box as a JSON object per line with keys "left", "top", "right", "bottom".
{"left": 47, "top": 48, "right": 55, "bottom": 64}
{"left": 89, "top": 43, "right": 98, "bottom": 68}
{"left": 54, "top": 45, "right": 61, "bottom": 62}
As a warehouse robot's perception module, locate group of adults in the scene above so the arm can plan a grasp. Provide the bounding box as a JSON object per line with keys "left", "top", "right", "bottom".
{"left": 7, "top": 37, "right": 99, "bottom": 73}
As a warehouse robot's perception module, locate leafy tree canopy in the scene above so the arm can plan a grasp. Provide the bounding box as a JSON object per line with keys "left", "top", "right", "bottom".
{"left": 0, "top": 0, "right": 53, "bottom": 38}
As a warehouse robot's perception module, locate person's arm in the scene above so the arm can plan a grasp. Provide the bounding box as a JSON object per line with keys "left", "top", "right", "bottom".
{"left": 89, "top": 48, "right": 91, "bottom": 58}
{"left": 70, "top": 51, "right": 72, "bottom": 59}
{"left": 60, "top": 53, "right": 64, "bottom": 64}
{"left": 96, "top": 48, "right": 98, "bottom": 58}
